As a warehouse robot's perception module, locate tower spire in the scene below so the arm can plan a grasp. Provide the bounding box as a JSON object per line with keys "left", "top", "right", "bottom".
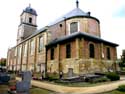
{"left": 76, "top": 0, "right": 79, "bottom": 8}
{"left": 29, "top": 3, "right": 31, "bottom": 8}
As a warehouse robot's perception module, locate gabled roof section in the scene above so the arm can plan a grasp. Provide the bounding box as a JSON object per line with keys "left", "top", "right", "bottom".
{"left": 46, "top": 32, "right": 118, "bottom": 48}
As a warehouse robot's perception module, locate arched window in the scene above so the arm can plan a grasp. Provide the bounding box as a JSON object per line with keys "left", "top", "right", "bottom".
{"left": 106, "top": 47, "right": 111, "bottom": 60}
{"left": 66, "top": 44, "right": 71, "bottom": 58}
{"left": 89, "top": 44, "right": 95, "bottom": 58}
{"left": 29, "top": 17, "right": 32, "bottom": 23}
{"left": 70, "top": 22, "right": 78, "bottom": 34}
{"left": 51, "top": 48, "right": 54, "bottom": 60}
{"left": 39, "top": 36, "right": 44, "bottom": 52}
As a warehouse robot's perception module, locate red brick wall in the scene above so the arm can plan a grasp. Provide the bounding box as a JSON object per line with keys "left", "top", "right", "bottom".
{"left": 47, "top": 50, "right": 50, "bottom": 61}
{"left": 47, "top": 39, "right": 117, "bottom": 63}
{"left": 88, "top": 19, "right": 100, "bottom": 37}
{"left": 47, "top": 40, "right": 76, "bottom": 61}
{"left": 49, "top": 21, "right": 66, "bottom": 40}
{"left": 71, "top": 40, "right": 76, "bottom": 58}
{"left": 60, "top": 45, "right": 65, "bottom": 60}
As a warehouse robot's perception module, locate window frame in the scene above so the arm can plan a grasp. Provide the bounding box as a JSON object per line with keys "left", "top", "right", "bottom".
{"left": 23, "top": 43, "right": 27, "bottom": 57}
{"left": 29, "top": 17, "right": 32, "bottom": 23}
{"left": 66, "top": 43, "right": 71, "bottom": 58}
{"left": 69, "top": 22, "right": 79, "bottom": 35}
{"left": 106, "top": 47, "right": 111, "bottom": 60}
{"left": 89, "top": 43, "right": 95, "bottom": 58}
{"left": 50, "top": 48, "right": 54, "bottom": 60}
{"left": 30, "top": 39, "right": 35, "bottom": 55}
{"left": 38, "top": 36, "right": 44, "bottom": 52}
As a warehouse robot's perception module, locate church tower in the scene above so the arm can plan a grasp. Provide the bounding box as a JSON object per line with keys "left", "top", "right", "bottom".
{"left": 17, "top": 4, "right": 37, "bottom": 44}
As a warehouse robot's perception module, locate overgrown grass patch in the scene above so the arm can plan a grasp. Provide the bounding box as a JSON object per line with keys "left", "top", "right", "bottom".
{"left": 100, "top": 90, "right": 125, "bottom": 94}
{"left": 52, "top": 80, "right": 112, "bottom": 87}
{"left": 117, "top": 85, "right": 125, "bottom": 92}
{"left": 30, "top": 87, "right": 55, "bottom": 94}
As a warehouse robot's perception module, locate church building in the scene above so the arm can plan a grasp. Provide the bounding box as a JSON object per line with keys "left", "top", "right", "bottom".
{"left": 7, "top": 1, "right": 118, "bottom": 78}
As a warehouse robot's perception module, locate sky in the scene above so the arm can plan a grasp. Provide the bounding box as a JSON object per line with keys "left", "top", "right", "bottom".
{"left": 0, "top": 0, "right": 125, "bottom": 58}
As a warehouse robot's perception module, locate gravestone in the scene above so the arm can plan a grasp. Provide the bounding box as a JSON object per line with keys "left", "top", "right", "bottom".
{"left": 16, "top": 71, "right": 32, "bottom": 94}
{"left": 22, "top": 71, "right": 32, "bottom": 83}
{"left": 0, "top": 72, "right": 10, "bottom": 84}
{"left": 16, "top": 81, "right": 30, "bottom": 93}
{"left": 68, "top": 68, "right": 73, "bottom": 77}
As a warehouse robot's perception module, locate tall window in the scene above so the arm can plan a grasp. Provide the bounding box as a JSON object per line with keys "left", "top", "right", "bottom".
{"left": 66, "top": 44, "right": 71, "bottom": 58}
{"left": 18, "top": 46, "right": 22, "bottom": 64}
{"left": 14, "top": 48, "right": 17, "bottom": 56}
{"left": 70, "top": 22, "right": 78, "bottom": 34}
{"left": 39, "top": 36, "right": 44, "bottom": 52}
{"left": 89, "top": 44, "right": 95, "bottom": 58}
{"left": 51, "top": 48, "right": 54, "bottom": 60}
{"left": 29, "top": 17, "right": 32, "bottom": 23}
{"left": 24, "top": 43, "right": 27, "bottom": 57}
{"left": 30, "top": 39, "right": 35, "bottom": 55}
{"left": 107, "top": 47, "right": 111, "bottom": 60}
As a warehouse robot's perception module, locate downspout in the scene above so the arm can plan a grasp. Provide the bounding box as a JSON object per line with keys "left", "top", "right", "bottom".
{"left": 45, "top": 46, "right": 48, "bottom": 79}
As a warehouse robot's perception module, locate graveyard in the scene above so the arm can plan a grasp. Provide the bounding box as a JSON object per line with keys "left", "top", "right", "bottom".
{"left": 0, "top": 71, "right": 56, "bottom": 94}
{"left": 0, "top": 70, "right": 125, "bottom": 94}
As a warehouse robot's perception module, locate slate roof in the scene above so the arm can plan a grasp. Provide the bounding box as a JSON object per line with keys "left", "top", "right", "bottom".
{"left": 22, "top": 6, "right": 37, "bottom": 16}
{"left": 48, "top": 8, "right": 99, "bottom": 26}
{"left": 46, "top": 32, "right": 118, "bottom": 47}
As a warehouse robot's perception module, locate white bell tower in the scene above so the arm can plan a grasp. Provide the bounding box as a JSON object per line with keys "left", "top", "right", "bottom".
{"left": 17, "top": 4, "right": 37, "bottom": 44}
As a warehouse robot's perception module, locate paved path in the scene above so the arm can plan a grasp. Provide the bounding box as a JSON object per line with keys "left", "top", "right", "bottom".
{"left": 16, "top": 77, "right": 125, "bottom": 94}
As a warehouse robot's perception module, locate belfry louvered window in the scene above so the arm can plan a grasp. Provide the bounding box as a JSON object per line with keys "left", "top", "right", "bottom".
{"left": 29, "top": 17, "right": 32, "bottom": 23}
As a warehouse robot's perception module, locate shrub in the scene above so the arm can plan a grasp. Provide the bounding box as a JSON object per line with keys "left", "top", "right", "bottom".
{"left": 117, "top": 85, "right": 125, "bottom": 92}
{"left": 47, "top": 72, "right": 59, "bottom": 81}
{"left": 91, "top": 77, "right": 109, "bottom": 83}
{"left": 106, "top": 72, "right": 120, "bottom": 81}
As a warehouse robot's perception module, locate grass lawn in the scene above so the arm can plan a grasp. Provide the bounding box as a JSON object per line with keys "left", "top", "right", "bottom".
{"left": 0, "top": 84, "right": 9, "bottom": 94}
{"left": 0, "top": 84, "right": 56, "bottom": 94}
{"left": 101, "top": 90, "right": 125, "bottom": 94}
{"left": 30, "top": 87, "right": 56, "bottom": 94}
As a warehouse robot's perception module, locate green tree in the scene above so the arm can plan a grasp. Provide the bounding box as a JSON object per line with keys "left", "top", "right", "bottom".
{"left": 119, "top": 50, "right": 125, "bottom": 69}
{"left": 0, "top": 58, "right": 6, "bottom": 67}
